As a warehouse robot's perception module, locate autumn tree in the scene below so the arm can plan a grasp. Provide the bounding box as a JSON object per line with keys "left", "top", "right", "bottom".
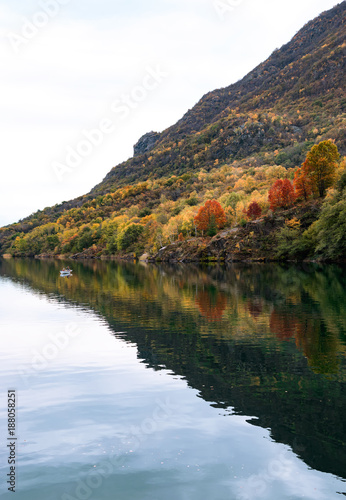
{"left": 293, "top": 166, "right": 314, "bottom": 201}
{"left": 194, "top": 199, "right": 226, "bottom": 236}
{"left": 302, "top": 140, "right": 340, "bottom": 198}
{"left": 224, "top": 206, "right": 236, "bottom": 227}
{"left": 246, "top": 201, "right": 262, "bottom": 220}
{"left": 268, "top": 179, "right": 296, "bottom": 211}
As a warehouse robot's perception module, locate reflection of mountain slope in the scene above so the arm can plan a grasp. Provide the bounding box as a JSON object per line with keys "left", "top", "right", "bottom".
{"left": 1, "top": 259, "right": 346, "bottom": 478}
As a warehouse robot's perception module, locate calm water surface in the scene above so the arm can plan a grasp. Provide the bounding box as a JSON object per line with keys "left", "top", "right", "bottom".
{"left": 0, "top": 259, "right": 345, "bottom": 500}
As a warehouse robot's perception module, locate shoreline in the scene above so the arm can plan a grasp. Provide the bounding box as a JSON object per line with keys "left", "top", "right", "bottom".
{"left": 1, "top": 252, "right": 341, "bottom": 265}
{"left": 2, "top": 204, "right": 344, "bottom": 265}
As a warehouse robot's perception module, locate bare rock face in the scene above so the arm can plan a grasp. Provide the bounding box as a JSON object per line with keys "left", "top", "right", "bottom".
{"left": 133, "top": 131, "right": 160, "bottom": 156}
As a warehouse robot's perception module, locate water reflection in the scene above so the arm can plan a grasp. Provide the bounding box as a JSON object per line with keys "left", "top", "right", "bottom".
{"left": 195, "top": 287, "right": 227, "bottom": 321}
{"left": 1, "top": 258, "right": 346, "bottom": 481}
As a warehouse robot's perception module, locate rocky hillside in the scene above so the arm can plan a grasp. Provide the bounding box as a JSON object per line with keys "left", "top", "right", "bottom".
{"left": 93, "top": 0, "right": 345, "bottom": 193}
{"left": 153, "top": 201, "right": 323, "bottom": 263}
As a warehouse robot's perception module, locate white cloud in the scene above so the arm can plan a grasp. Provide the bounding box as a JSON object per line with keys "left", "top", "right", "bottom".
{"left": 0, "top": 0, "right": 339, "bottom": 226}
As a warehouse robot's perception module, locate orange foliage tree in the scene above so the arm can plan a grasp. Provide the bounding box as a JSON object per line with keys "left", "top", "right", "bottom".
{"left": 293, "top": 166, "right": 314, "bottom": 201}
{"left": 246, "top": 201, "right": 262, "bottom": 220}
{"left": 194, "top": 199, "right": 226, "bottom": 236}
{"left": 268, "top": 179, "right": 296, "bottom": 211}
{"left": 300, "top": 140, "right": 340, "bottom": 198}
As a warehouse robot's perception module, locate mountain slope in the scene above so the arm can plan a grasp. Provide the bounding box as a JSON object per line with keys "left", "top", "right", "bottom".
{"left": 162, "top": 0, "right": 345, "bottom": 137}
{"left": 93, "top": 0, "right": 345, "bottom": 193}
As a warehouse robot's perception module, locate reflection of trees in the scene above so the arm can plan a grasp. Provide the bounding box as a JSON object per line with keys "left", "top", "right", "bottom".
{"left": 270, "top": 310, "right": 297, "bottom": 341}
{"left": 195, "top": 287, "right": 227, "bottom": 321}
{"left": 1, "top": 260, "right": 346, "bottom": 376}
{"left": 296, "top": 317, "right": 340, "bottom": 375}
{"left": 1, "top": 258, "right": 346, "bottom": 479}
{"left": 246, "top": 299, "right": 263, "bottom": 320}
{"left": 269, "top": 304, "right": 340, "bottom": 373}
{"left": 301, "top": 266, "right": 346, "bottom": 345}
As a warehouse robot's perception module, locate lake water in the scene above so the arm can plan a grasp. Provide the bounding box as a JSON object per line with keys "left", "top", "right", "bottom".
{"left": 0, "top": 258, "right": 345, "bottom": 500}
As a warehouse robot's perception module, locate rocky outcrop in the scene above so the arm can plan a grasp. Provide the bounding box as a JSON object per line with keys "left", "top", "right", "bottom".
{"left": 152, "top": 204, "right": 321, "bottom": 263}
{"left": 153, "top": 222, "right": 280, "bottom": 263}
{"left": 133, "top": 131, "right": 160, "bottom": 156}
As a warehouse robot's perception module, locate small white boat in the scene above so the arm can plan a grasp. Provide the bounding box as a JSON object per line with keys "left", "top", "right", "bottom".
{"left": 60, "top": 269, "right": 72, "bottom": 277}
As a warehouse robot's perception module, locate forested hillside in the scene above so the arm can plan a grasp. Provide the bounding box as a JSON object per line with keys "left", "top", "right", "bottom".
{"left": 1, "top": 1, "right": 345, "bottom": 261}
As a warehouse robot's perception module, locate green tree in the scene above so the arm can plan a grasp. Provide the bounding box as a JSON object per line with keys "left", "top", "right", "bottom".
{"left": 305, "top": 189, "right": 346, "bottom": 259}
{"left": 46, "top": 235, "right": 59, "bottom": 251}
{"left": 118, "top": 224, "right": 144, "bottom": 251}
{"left": 76, "top": 227, "right": 93, "bottom": 252}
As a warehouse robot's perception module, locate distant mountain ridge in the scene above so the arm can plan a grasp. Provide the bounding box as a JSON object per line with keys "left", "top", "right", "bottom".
{"left": 163, "top": 0, "right": 345, "bottom": 136}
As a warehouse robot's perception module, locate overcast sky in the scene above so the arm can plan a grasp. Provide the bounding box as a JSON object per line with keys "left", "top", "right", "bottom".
{"left": 0, "top": 0, "right": 340, "bottom": 226}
